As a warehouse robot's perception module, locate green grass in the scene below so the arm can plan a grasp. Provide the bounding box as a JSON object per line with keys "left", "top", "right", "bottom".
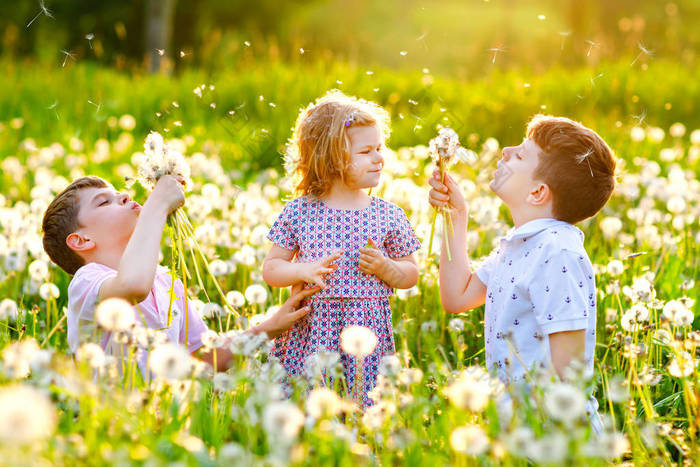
{"left": 0, "top": 55, "right": 699, "bottom": 464}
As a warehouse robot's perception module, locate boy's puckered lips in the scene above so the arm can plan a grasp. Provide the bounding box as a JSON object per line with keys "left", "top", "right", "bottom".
{"left": 130, "top": 201, "right": 141, "bottom": 211}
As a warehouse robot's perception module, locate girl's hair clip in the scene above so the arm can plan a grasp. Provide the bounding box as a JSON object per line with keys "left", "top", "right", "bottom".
{"left": 344, "top": 112, "right": 355, "bottom": 127}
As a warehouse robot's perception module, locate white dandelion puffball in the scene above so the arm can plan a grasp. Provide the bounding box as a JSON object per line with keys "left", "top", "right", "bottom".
{"left": 450, "top": 424, "right": 489, "bottom": 456}
{"left": 39, "top": 282, "right": 60, "bottom": 301}
{"left": 262, "top": 401, "right": 305, "bottom": 442}
{"left": 543, "top": 382, "right": 587, "bottom": 423}
{"left": 244, "top": 284, "right": 268, "bottom": 305}
{"left": 0, "top": 298, "right": 19, "bottom": 322}
{"left": 95, "top": 298, "right": 135, "bottom": 332}
{"left": 134, "top": 131, "right": 192, "bottom": 191}
{"left": 226, "top": 290, "right": 245, "bottom": 308}
{"left": 306, "top": 387, "right": 343, "bottom": 418}
{"left": 340, "top": 325, "right": 378, "bottom": 357}
{"left": 76, "top": 342, "right": 106, "bottom": 369}
{"left": 0, "top": 385, "right": 56, "bottom": 444}
{"left": 662, "top": 300, "right": 694, "bottom": 327}
{"left": 148, "top": 343, "right": 193, "bottom": 380}
{"left": 428, "top": 126, "right": 473, "bottom": 166}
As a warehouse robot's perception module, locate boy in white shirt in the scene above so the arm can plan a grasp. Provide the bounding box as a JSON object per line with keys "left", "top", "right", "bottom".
{"left": 428, "top": 115, "right": 616, "bottom": 427}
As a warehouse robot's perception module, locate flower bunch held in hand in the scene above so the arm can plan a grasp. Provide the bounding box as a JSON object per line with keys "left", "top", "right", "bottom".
{"left": 427, "top": 127, "right": 475, "bottom": 261}
{"left": 129, "top": 132, "right": 238, "bottom": 345}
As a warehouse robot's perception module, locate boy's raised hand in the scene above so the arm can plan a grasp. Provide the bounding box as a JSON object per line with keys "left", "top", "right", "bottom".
{"left": 149, "top": 175, "right": 185, "bottom": 215}
{"left": 298, "top": 250, "right": 343, "bottom": 289}
{"left": 428, "top": 169, "right": 468, "bottom": 215}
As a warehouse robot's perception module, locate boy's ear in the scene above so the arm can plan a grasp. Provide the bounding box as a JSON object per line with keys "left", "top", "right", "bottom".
{"left": 526, "top": 182, "right": 552, "bottom": 206}
{"left": 66, "top": 232, "right": 95, "bottom": 253}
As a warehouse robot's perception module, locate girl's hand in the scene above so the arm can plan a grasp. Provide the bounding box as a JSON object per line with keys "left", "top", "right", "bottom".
{"left": 428, "top": 169, "right": 468, "bottom": 215}
{"left": 298, "top": 250, "right": 343, "bottom": 289}
{"left": 359, "top": 237, "right": 388, "bottom": 277}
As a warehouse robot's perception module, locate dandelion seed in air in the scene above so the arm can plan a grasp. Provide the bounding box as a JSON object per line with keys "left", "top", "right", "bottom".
{"left": 630, "top": 42, "right": 654, "bottom": 66}
{"left": 88, "top": 99, "right": 101, "bottom": 116}
{"left": 575, "top": 148, "right": 595, "bottom": 177}
{"left": 156, "top": 48, "right": 165, "bottom": 56}
{"left": 299, "top": 48, "right": 305, "bottom": 54}
{"left": 558, "top": 31, "right": 571, "bottom": 50}
{"left": 85, "top": 33, "right": 94, "bottom": 49}
{"left": 590, "top": 73, "right": 603, "bottom": 86}
{"left": 373, "top": 88, "right": 379, "bottom": 92}
{"left": 179, "top": 51, "right": 186, "bottom": 58}
{"left": 408, "top": 99, "right": 418, "bottom": 105}
{"left": 488, "top": 46, "right": 507, "bottom": 64}
{"left": 47, "top": 101, "right": 59, "bottom": 120}
{"left": 585, "top": 40, "right": 599, "bottom": 57}
{"left": 173, "top": 121, "right": 182, "bottom": 127}
{"left": 399, "top": 50, "right": 408, "bottom": 56}
{"left": 632, "top": 108, "right": 647, "bottom": 127}
{"left": 60, "top": 50, "right": 77, "bottom": 67}
{"left": 244, "top": 41, "right": 251, "bottom": 47}
{"left": 538, "top": 14, "right": 546, "bottom": 20}
{"left": 26, "top": 0, "right": 54, "bottom": 28}
{"left": 210, "top": 103, "right": 216, "bottom": 109}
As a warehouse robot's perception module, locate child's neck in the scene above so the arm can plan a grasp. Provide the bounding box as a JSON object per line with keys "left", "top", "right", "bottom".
{"left": 83, "top": 244, "right": 127, "bottom": 271}
{"left": 509, "top": 205, "right": 555, "bottom": 229}
{"left": 321, "top": 181, "right": 371, "bottom": 210}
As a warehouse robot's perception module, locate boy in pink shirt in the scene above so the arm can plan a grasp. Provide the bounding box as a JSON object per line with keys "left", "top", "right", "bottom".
{"left": 42, "top": 175, "right": 316, "bottom": 374}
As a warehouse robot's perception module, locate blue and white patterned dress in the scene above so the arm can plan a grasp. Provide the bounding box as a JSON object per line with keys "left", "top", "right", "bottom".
{"left": 267, "top": 196, "right": 421, "bottom": 405}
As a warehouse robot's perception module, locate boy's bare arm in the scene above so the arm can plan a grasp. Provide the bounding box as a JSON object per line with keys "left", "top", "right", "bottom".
{"left": 549, "top": 330, "right": 586, "bottom": 379}
{"left": 263, "top": 245, "right": 342, "bottom": 289}
{"left": 429, "top": 170, "right": 486, "bottom": 313}
{"left": 195, "top": 286, "right": 320, "bottom": 371}
{"left": 99, "top": 176, "right": 184, "bottom": 303}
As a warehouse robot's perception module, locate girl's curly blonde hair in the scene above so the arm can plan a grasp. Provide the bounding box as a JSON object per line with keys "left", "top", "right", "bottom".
{"left": 284, "top": 90, "right": 391, "bottom": 198}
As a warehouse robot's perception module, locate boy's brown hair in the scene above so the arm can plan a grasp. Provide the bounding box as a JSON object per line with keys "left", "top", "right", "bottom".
{"left": 42, "top": 176, "right": 108, "bottom": 275}
{"left": 285, "top": 90, "right": 391, "bottom": 198}
{"left": 527, "top": 115, "right": 616, "bottom": 224}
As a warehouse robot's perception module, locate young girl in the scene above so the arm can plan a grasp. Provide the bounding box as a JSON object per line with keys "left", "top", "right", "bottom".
{"left": 262, "top": 91, "right": 421, "bottom": 406}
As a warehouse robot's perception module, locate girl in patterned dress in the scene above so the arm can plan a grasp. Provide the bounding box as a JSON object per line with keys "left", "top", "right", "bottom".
{"left": 262, "top": 90, "right": 421, "bottom": 406}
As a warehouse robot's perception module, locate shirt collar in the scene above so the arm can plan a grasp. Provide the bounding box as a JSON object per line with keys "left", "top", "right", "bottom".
{"left": 502, "top": 218, "right": 575, "bottom": 242}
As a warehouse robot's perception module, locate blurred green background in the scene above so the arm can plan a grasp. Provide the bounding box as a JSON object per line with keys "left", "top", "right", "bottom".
{"left": 0, "top": 0, "right": 698, "bottom": 177}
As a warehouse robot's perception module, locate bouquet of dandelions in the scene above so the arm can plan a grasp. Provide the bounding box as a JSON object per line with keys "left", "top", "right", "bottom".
{"left": 427, "top": 127, "right": 476, "bottom": 261}
{"left": 127, "top": 132, "right": 238, "bottom": 344}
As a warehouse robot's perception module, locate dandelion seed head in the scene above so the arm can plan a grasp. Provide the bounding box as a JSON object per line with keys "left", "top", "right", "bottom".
{"left": 0, "top": 385, "right": 56, "bottom": 444}
{"left": 340, "top": 325, "right": 378, "bottom": 357}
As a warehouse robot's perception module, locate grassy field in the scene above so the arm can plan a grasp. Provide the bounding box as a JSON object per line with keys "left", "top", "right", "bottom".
{"left": 0, "top": 55, "right": 699, "bottom": 465}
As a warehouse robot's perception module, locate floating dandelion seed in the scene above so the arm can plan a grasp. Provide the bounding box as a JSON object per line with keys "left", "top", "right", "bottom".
{"left": 373, "top": 87, "right": 379, "bottom": 92}
{"left": 408, "top": 99, "right": 418, "bottom": 105}
{"left": 488, "top": 46, "right": 507, "bottom": 64}
{"left": 47, "top": 101, "right": 59, "bottom": 121}
{"left": 585, "top": 40, "right": 599, "bottom": 57}
{"left": 366, "top": 70, "right": 374, "bottom": 75}
{"left": 632, "top": 108, "right": 647, "bottom": 126}
{"left": 299, "top": 47, "right": 305, "bottom": 54}
{"left": 575, "top": 148, "right": 595, "bottom": 177}
{"left": 590, "top": 73, "right": 603, "bottom": 86}
{"left": 179, "top": 50, "right": 186, "bottom": 58}
{"left": 85, "top": 33, "right": 94, "bottom": 49}
{"left": 559, "top": 31, "right": 571, "bottom": 50}
{"left": 60, "top": 49, "right": 77, "bottom": 67}
{"left": 26, "top": 0, "right": 54, "bottom": 28}
{"left": 244, "top": 41, "right": 251, "bottom": 47}
{"left": 631, "top": 42, "right": 654, "bottom": 66}
{"left": 399, "top": 50, "right": 408, "bottom": 56}
{"left": 156, "top": 48, "right": 165, "bottom": 56}
{"left": 538, "top": 14, "right": 546, "bottom": 20}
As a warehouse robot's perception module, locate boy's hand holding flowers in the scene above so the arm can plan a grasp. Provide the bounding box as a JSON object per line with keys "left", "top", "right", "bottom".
{"left": 428, "top": 169, "right": 468, "bottom": 216}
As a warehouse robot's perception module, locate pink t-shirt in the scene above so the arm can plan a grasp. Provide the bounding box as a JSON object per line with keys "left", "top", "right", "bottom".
{"left": 67, "top": 262, "right": 208, "bottom": 376}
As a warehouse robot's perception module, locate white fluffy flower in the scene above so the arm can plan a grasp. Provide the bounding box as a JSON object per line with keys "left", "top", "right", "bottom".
{"left": 606, "top": 259, "right": 624, "bottom": 276}
{"left": 429, "top": 127, "right": 468, "bottom": 166}
{"left": 76, "top": 342, "right": 106, "bottom": 369}
{"left": 0, "top": 385, "right": 56, "bottom": 444}
{"left": 226, "top": 290, "right": 245, "bottom": 307}
{"left": 543, "top": 382, "right": 587, "bottom": 423}
{"left": 662, "top": 299, "right": 694, "bottom": 327}
{"left": 95, "top": 298, "right": 135, "bottom": 332}
{"left": 244, "top": 284, "right": 268, "bottom": 305}
{"left": 148, "top": 343, "right": 193, "bottom": 380}
{"left": 443, "top": 366, "right": 495, "bottom": 412}
{"left": 450, "top": 424, "right": 489, "bottom": 456}
{"left": 262, "top": 401, "right": 305, "bottom": 442}
{"left": 340, "top": 325, "right": 378, "bottom": 357}
{"left": 0, "top": 298, "right": 19, "bottom": 322}
{"left": 39, "top": 282, "right": 60, "bottom": 300}
{"left": 306, "top": 387, "right": 343, "bottom": 418}
{"left": 2, "top": 339, "right": 41, "bottom": 379}
{"left": 378, "top": 354, "right": 402, "bottom": 377}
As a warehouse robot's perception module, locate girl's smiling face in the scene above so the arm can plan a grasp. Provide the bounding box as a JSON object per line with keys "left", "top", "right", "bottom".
{"left": 344, "top": 125, "right": 385, "bottom": 190}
